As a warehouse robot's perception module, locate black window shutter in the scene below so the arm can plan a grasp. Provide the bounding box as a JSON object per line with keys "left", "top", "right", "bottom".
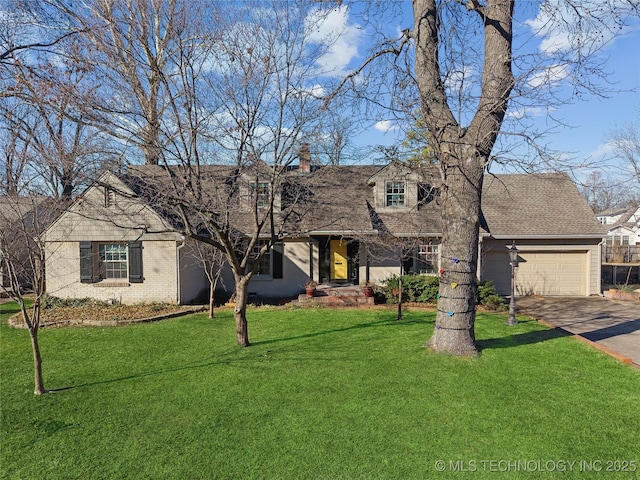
{"left": 272, "top": 242, "right": 284, "bottom": 279}
{"left": 128, "top": 241, "right": 143, "bottom": 283}
{"left": 79, "top": 242, "right": 94, "bottom": 283}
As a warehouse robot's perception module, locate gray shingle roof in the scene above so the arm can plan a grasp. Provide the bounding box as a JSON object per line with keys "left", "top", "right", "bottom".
{"left": 481, "top": 173, "right": 605, "bottom": 237}
{"left": 116, "top": 165, "right": 605, "bottom": 239}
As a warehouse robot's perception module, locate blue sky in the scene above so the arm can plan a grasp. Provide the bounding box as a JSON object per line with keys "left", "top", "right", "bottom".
{"left": 312, "top": 2, "right": 640, "bottom": 176}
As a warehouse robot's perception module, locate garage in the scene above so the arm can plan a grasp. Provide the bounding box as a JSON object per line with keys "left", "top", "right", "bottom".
{"left": 482, "top": 250, "right": 588, "bottom": 296}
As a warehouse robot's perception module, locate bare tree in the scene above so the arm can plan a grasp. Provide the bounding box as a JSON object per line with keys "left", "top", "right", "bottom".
{"left": 0, "top": 195, "right": 61, "bottom": 395}
{"left": 578, "top": 170, "right": 630, "bottom": 213}
{"left": 417, "top": 0, "right": 639, "bottom": 355}
{"left": 3, "top": 53, "right": 110, "bottom": 199}
{"left": 608, "top": 122, "right": 640, "bottom": 201}
{"left": 308, "top": 113, "right": 361, "bottom": 165}
{"left": 411, "top": 0, "right": 638, "bottom": 355}
{"left": 0, "top": 0, "right": 86, "bottom": 66}
{"left": 48, "top": 0, "right": 197, "bottom": 166}
{"left": 1, "top": 103, "right": 33, "bottom": 195}
{"left": 99, "top": 0, "right": 347, "bottom": 347}
{"left": 0, "top": 2, "right": 112, "bottom": 199}
{"left": 189, "top": 241, "right": 227, "bottom": 319}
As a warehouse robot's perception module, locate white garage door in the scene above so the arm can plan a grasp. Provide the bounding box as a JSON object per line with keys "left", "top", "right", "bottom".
{"left": 483, "top": 251, "right": 587, "bottom": 296}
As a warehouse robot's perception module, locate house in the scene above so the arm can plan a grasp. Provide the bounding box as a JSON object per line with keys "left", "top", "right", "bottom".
{"left": 596, "top": 205, "right": 640, "bottom": 245}
{"left": 1, "top": 195, "right": 59, "bottom": 293}
{"left": 596, "top": 205, "right": 640, "bottom": 284}
{"left": 43, "top": 163, "right": 606, "bottom": 304}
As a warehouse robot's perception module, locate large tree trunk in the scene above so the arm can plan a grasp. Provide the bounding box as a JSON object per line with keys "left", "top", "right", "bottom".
{"left": 233, "top": 276, "right": 250, "bottom": 347}
{"left": 428, "top": 157, "right": 484, "bottom": 356}
{"left": 414, "top": 0, "right": 514, "bottom": 356}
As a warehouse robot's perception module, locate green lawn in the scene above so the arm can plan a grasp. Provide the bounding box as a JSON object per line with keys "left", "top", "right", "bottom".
{"left": 1, "top": 303, "right": 639, "bottom": 479}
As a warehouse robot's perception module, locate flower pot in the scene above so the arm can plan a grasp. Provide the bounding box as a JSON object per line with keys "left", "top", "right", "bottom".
{"left": 305, "top": 287, "right": 316, "bottom": 297}
{"left": 363, "top": 286, "right": 374, "bottom": 298}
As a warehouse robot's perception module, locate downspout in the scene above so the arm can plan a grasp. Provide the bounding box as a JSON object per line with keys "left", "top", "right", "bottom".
{"left": 476, "top": 236, "right": 483, "bottom": 282}
{"left": 597, "top": 238, "right": 605, "bottom": 296}
{"left": 365, "top": 243, "right": 370, "bottom": 284}
{"left": 308, "top": 239, "right": 314, "bottom": 281}
{"left": 176, "top": 237, "right": 186, "bottom": 304}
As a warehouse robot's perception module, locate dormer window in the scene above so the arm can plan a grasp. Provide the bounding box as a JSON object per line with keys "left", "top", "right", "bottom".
{"left": 250, "top": 182, "right": 270, "bottom": 208}
{"left": 418, "top": 183, "right": 439, "bottom": 207}
{"left": 386, "top": 181, "right": 405, "bottom": 207}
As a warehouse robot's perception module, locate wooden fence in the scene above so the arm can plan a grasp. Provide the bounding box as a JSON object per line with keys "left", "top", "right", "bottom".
{"left": 602, "top": 245, "right": 640, "bottom": 264}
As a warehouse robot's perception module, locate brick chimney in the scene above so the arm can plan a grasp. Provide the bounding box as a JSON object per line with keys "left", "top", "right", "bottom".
{"left": 299, "top": 143, "right": 311, "bottom": 173}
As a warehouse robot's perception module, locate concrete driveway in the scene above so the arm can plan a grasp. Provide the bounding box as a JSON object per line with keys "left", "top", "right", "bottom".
{"left": 517, "top": 296, "right": 640, "bottom": 367}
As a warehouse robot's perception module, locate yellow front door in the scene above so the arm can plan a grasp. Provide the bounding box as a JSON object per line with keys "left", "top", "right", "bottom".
{"left": 330, "top": 240, "right": 348, "bottom": 280}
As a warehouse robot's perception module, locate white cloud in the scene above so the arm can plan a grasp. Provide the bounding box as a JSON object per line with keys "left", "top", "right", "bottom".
{"left": 506, "top": 106, "right": 547, "bottom": 119}
{"left": 527, "top": 64, "right": 569, "bottom": 88}
{"left": 305, "top": 5, "right": 364, "bottom": 76}
{"left": 525, "top": 0, "right": 637, "bottom": 56}
{"left": 588, "top": 141, "right": 616, "bottom": 161}
{"left": 308, "top": 84, "right": 326, "bottom": 97}
{"left": 374, "top": 120, "right": 399, "bottom": 133}
{"left": 444, "top": 66, "right": 475, "bottom": 96}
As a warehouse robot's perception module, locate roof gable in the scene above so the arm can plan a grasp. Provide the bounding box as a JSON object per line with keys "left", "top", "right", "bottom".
{"left": 45, "top": 171, "right": 181, "bottom": 242}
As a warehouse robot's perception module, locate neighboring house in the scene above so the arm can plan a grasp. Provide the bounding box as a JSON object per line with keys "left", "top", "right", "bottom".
{"left": 596, "top": 205, "right": 640, "bottom": 264}
{"left": 0, "top": 196, "right": 57, "bottom": 293}
{"left": 43, "top": 163, "right": 606, "bottom": 304}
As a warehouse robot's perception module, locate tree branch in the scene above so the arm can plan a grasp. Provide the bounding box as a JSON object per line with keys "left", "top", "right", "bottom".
{"left": 0, "top": 30, "right": 87, "bottom": 62}
{"left": 322, "top": 30, "right": 412, "bottom": 108}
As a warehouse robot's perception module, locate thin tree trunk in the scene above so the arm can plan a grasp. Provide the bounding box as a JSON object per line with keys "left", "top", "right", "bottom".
{"left": 233, "top": 278, "right": 250, "bottom": 347}
{"left": 209, "top": 282, "right": 215, "bottom": 319}
{"left": 29, "top": 328, "right": 46, "bottom": 395}
{"left": 397, "top": 255, "right": 403, "bottom": 321}
{"left": 17, "top": 298, "right": 47, "bottom": 394}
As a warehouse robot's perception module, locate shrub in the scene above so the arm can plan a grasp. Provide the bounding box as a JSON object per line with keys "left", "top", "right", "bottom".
{"left": 476, "top": 280, "right": 507, "bottom": 311}
{"left": 380, "top": 274, "right": 439, "bottom": 304}
{"left": 41, "top": 295, "right": 109, "bottom": 309}
{"left": 380, "top": 276, "right": 506, "bottom": 310}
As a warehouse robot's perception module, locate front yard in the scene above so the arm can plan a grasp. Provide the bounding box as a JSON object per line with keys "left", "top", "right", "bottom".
{"left": 1, "top": 303, "right": 639, "bottom": 479}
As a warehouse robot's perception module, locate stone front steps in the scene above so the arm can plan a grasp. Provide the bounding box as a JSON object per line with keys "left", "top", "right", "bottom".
{"left": 297, "top": 285, "right": 375, "bottom": 307}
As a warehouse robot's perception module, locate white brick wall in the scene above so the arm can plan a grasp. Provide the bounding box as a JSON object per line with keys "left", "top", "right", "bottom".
{"left": 45, "top": 240, "right": 180, "bottom": 304}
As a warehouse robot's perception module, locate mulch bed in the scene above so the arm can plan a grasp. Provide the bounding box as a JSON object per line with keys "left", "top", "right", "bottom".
{"left": 8, "top": 303, "right": 204, "bottom": 328}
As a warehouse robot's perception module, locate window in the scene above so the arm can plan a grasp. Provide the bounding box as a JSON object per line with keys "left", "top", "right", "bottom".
{"left": 246, "top": 241, "right": 284, "bottom": 278}
{"left": 251, "top": 241, "right": 271, "bottom": 276}
{"left": 99, "top": 244, "right": 128, "bottom": 279}
{"left": 418, "top": 243, "right": 439, "bottom": 274}
{"left": 80, "top": 241, "right": 143, "bottom": 284}
{"left": 611, "top": 235, "right": 631, "bottom": 246}
{"left": 402, "top": 242, "right": 439, "bottom": 275}
{"left": 250, "top": 182, "right": 270, "bottom": 208}
{"left": 418, "top": 183, "right": 439, "bottom": 207}
{"left": 386, "top": 181, "right": 405, "bottom": 207}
